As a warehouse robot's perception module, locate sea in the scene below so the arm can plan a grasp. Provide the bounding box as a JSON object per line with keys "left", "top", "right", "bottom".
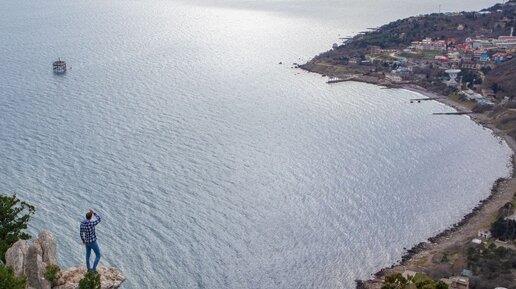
{"left": 0, "top": 0, "right": 511, "bottom": 288}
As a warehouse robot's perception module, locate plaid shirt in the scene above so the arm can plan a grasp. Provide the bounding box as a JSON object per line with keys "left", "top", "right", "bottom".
{"left": 80, "top": 212, "right": 101, "bottom": 244}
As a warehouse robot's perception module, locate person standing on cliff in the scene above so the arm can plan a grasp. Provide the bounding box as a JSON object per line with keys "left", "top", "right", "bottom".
{"left": 80, "top": 208, "right": 102, "bottom": 273}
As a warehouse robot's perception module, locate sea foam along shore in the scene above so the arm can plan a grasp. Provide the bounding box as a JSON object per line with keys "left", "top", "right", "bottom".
{"left": 352, "top": 83, "right": 516, "bottom": 289}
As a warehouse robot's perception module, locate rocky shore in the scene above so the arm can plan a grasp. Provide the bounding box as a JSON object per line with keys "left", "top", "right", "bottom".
{"left": 5, "top": 230, "right": 125, "bottom": 289}
{"left": 355, "top": 174, "right": 514, "bottom": 288}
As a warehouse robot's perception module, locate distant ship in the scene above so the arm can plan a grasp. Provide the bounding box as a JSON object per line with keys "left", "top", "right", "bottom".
{"left": 53, "top": 58, "right": 66, "bottom": 73}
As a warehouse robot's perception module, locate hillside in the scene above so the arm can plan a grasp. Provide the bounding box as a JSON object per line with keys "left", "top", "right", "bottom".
{"left": 484, "top": 58, "right": 516, "bottom": 98}
{"left": 314, "top": 0, "right": 515, "bottom": 59}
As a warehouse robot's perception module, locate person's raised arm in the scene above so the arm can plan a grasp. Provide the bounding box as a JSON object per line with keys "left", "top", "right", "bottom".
{"left": 90, "top": 208, "right": 101, "bottom": 226}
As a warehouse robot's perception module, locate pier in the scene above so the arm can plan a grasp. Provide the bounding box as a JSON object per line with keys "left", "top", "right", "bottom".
{"left": 326, "top": 76, "right": 355, "bottom": 84}
{"left": 432, "top": 111, "right": 475, "bottom": 115}
{"left": 410, "top": 97, "right": 441, "bottom": 103}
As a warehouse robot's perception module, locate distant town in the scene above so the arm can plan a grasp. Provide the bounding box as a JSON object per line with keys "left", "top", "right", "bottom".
{"left": 301, "top": 0, "right": 516, "bottom": 108}
{"left": 366, "top": 26, "right": 514, "bottom": 105}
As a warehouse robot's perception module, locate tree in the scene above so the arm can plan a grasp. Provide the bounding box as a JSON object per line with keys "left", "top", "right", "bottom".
{"left": 491, "top": 82, "right": 501, "bottom": 94}
{"left": 0, "top": 194, "right": 35, "bottom": 262}
{"left": 0, "top": 264, "right": 27, "bottom": 289}
{"left": 491, "top": 218, "right": 516, "bottom": 240}
{"left": 480, "top": 66, "right": 492, "bottom": 75}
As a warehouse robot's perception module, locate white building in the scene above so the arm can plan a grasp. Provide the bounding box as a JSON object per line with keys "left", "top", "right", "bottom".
{"left": 412, "top": 38, "right": 447, "bottom": 52}
{"left": 477, "top": 230, "right": 491, "bottom": 239}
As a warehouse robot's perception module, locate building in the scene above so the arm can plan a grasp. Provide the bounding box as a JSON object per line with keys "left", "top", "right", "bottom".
{"left": 479, "top": 53, "right": 490, "bottom": 62}
{"left": 451, "top": 276, "right": 469, "bottom": 289}
{"left": 412, "top": 38, "right": 447, "bottom": 52}
{"left": 472, "top": 39, "right": 493, "bottom": 50}
{"left": 386, "top": 73, "right": 402, "bottom": 83}
{"left": 447, "top": 52, "right": 461, "bottom": 62}
{"left": 441, "top": 276, "right": 469, "bottom": 289}
{"left": 478, "top": 230, "right": 492, "bottom": 239}
{"left": 493, "top": 36, "right": 516, "bottom": 49}
{"left": 471, "top": 238, "right": 482, "bottom": 245}
{"left": 493, "top": 52, "right": 506, "bottom": 63}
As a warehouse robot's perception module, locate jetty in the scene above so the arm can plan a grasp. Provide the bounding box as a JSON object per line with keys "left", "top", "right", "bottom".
{"left": 410, "top": 97, "right": 441, "bottom": 103}
{"left": 53, "top": 58, "right": 66, "bottom": 73}
{"left": 432, "top": 111, "right": 475, "bottom": 115}
{"left": 326, "top": 76, "right": 355, "bottom": 84}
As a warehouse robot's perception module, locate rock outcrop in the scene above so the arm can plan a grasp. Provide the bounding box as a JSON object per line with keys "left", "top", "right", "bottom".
{"left": 25, "top": 240, "right": 51, "bottom": 289}
{"left": 5, "top": 239, "right": 29, "bottom": 276}
{"left": 6, "top": 230, "right": 55, "bottom": 289}
{"left": 5, "top": 230, "right": 125, "bottom": 289}
{"left": 35, "top": 230, "right": 58, "bottom": 265}
{"left": 54, "top": 265, "right": 125, "bottom": 289}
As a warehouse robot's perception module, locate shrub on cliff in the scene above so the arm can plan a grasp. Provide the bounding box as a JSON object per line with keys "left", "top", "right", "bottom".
{"left": 44, "top": 264, "right": 61, "bottom": 286}
{"left": 0, "top": 194, "right": 35, "bottom": 262}
{"left": 79, "top": 272, "right": 101, "bottom": 289}
{"left": 382, "top": 272, "right": 449, "bottom": 289}
{"left": 0, "top": 264, "right": 27, "bottom": 289}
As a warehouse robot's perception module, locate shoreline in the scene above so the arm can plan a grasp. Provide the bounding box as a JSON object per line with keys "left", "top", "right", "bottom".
{"left": 301, "top": 70, "right": 516, "bottom": 288}
{"left": 367, "top": 81, "right": 516, "bottom": 288}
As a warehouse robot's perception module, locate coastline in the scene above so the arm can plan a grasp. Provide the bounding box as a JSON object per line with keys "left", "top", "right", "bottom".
{"left": 368, "top": 82, "right": 516, "bottom": 288}
{"left": 301, "top": 70, "right": 516, "bottom": 288}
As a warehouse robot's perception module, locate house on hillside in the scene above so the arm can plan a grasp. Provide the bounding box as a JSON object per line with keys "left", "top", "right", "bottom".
{"left": 494, "top": 36, "right": 516, "bottom": 49}
{"left": 479, "top": 53, "right": 491, "bottom": 62}
{"left": 472, "top": 39, "right": 493, "bottom": 50}
{"left": 386, "top": 73, "right": 402, "bottom": 83}
{"left": 441, "top": 276, "right": 469, "bottom": 289}
{"left": 493, "top": 52, "right": 507, "bottom": 62}
{"left": 412, "top": 38, "right": 447, "bottom": 52}
{"left": 478, "top": 230, "right": 492, "bottom": 239}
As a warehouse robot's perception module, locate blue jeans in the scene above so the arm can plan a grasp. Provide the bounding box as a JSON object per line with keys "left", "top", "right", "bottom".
{"left": 85, "top": 241, "right": 101, "bottom": 272}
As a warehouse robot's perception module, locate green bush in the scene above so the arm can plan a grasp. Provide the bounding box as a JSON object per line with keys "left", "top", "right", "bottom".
{"left": 0, "top": 194, "right": 35, "bottom": 262}
{"left": 382, "top": 272, "right": 449, "bottom": 289}
{"left": 0, "top": 264, "right": 27, "bottom": 289}
{"left": 79, "top": 272, "right": 101, "bottom": 289}
{"left": 44, "top": 264, "right": 61, "bottom": 285}
{"left": 491, "top": 217, "right": 516, "bottom": 240}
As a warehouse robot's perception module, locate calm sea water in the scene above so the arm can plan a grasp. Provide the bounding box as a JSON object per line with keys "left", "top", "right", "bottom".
{"left": 0, "top": 0, "right": 510, "bottom": 288}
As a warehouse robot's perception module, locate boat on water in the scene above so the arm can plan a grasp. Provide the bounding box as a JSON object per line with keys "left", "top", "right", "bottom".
{"left": 53, "top": 58, "right": 66, "bottom": 73}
